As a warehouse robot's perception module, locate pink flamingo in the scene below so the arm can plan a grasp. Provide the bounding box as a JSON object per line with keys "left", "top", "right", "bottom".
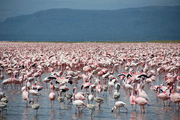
{"left": 33, "top": 70, "right": 42, "bottom": 81}
{"left": 135, "top": 90, "right": 149, "bottom": 113}
{"left": 26, "top": 69, "right": 34, "bottom": 77}
{"left": 156, "top": 86, "right": 170, "bottom": 107}
{"left": 32, "top": 81, "right": 43, "bottom": 91}
{"left": 1, "top": 78, "right": 12, "bottom": 89}
{"left": 96, "top": 80, "right": 103, "bottom": 96}
{"left": 73, "top": 87, "right": 86, "bottom": 101}
{"left": 111, "top": 101, "right": 128, "bottom": 113}
{"left": 29, "top": 87, "right": 41, "bottom": 101}
{"left": 176, "top": 77, "right": 180, "bottom": 92}
{"left": 22, "top": 80, "right": 29, "bottom": 107}
{"left": 71, "top": 97, "right": 87, "bottom": 114}
{"left": 49, "top": 83, "right": 56, "bottom": 108}
{"left": 137, "top": 82, "right": 150, "bottom": 102}
{"left": 170, "top": 84, "right": 180, "bottom": 111}
{"left": 81, "top": 76, "right": 93, "bottom": 91}
{"left": 59, "top": 85, "right": 69, "bottom": 95}
{"left": 130, "top": 83, "right": 136, "bottom": 110}
{"left": 12, "top": 74, "right": 24, "bottom": 90}
{"left": 43, "top": 76, "right": 56, "bottom": 88}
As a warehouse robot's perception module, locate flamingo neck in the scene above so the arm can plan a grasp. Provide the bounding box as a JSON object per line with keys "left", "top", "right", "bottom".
{"left": 51, "top": 85, "right": 55, "bottom": 92}
{"left": 172, "top": 85, "right": 175, "bottom": 94}
{"left": 25, "top": 81, "right": 27, "bottom": 91}
{"left": 132, "top": 84, "right": 135, "bottom": 95}
{"left": 136, "top": 90, "right": 139, "bottom": 98}
{"left": 157, "top": 88, "right": 160, "bottom": 96}
{"left": 74, "top": 88, "right": 77, "bottom": 95}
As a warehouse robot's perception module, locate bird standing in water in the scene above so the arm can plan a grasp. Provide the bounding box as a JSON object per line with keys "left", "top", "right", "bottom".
{"left": 111, "top": 101, "right": 128, "bottom": 113}
{"left": 29, "top": 100, "right": 40, "bottom": 114}
{"left": 49, "top": 82, "right": 56, "bottom": 108}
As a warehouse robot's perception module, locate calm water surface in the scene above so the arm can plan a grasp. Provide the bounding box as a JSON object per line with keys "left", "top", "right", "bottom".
{"left": 1, "top": 68, "right": 180, "bottom": 120}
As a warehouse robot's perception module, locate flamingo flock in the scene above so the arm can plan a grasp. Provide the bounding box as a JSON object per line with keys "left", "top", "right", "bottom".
{"left": 0, "top": 42, "right": 180, "bottom": 116}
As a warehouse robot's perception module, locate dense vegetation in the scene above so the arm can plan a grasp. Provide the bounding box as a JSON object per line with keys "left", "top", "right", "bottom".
{"left": 0, "top": 6, "right": 180, "bottom": 42}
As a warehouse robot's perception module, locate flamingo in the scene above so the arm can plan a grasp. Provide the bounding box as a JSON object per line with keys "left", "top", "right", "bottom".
{"left": 130, "top": 83, "right": 136, "bottom": 110}
{"left": 0, "top": 102, "right": 8, "bottom": 113}
{"left": 94, "top": 95, "right": 104, "bottom": 109}
{"left": 59, "top": 85, "right": 69, "bottom": 93}
{"left": 43, "top": 76, "right": 56, "bottom": 88}
{"left": 49, "top": 83, "right": 56, "bottom": 108}
{"left": 73, "top": 87, "right": 86, "bottom": 101}
{"left": 29, "top": 89, "right": 41, "bottom": 101}
{"left": 122, "top": 78, "right": 133, "bottom": 95}
{"left": 65, "top": 92, "right": 73, "bottom": 104}
{"left": 86, "top": 93, "right": 96, "bottom": 116}
{"left": 29, "top": 100, "right": 40, "bottom": 114}
{"left": 1, "top": 96, "right": 9, "bottom": 103}
{"left": 138, "top": 82, "right": 150, "bottom": 102}
{"left": 96, "top": 80, "right": 103, "bottom": 96}
{"left": 135, "top": 90, "right": 149, "bottom": 113}
{"left": 115, "top": 83, "right": 121, "bottom": 92}
{"left": 33, "top": 70, "right": 42, "bottom": 81}
{"left": 1, "top": 78, "right": 12, "bottom": 89}
{"left": 176, "top": 78, "right": 180, "bottom": 92}
{"left": 156, "top": 86, "right": 170, "bottom": 107}
{"left": 71, "top": 94, "right": 87, "bottom": 114}
{"left": 103, "top": 85, "right": 108, "bottom": 96}
{"left": 113, "top": 90, "right": 120, "bottom": 101}
{"left": 31, "top": 81, "right": 43, "bottom": 91}
{"left": 87, "top": 104, "right": 96, "bottom": 116}
{"left": 22, "top": 80, "right": 29, "bottom": 107}
{"left": 108, "top": 79, "right": 114, "bottom": 93}
{"left": 81, "top": 78, "right": 93, "bottom": 91}
{"left": 0, "top": 91, "right": 5, "bottom": 100}
{"left": 88, "top": 86, "right": 95, "bottom": 103}
{"left": 170, "top": 84, "right": 180, "bottom": 111}
{"left": 111, "top": 101, "right": 128, "bottom": 113}
{"left": 57, "top": 90, "right": 65, "bottom": 109}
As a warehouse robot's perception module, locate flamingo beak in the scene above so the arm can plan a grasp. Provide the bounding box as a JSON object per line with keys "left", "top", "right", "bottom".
{"left": 111, "top": 109, "right": 114, "bottom": 113}
{"left": 81, "top": 85, "right": 83, "bottom": 90}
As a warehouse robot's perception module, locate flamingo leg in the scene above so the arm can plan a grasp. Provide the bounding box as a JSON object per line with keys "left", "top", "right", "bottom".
{"left": 124, "top": 107, "right": 128, "bottom": 112}
{"left": 81, "top": 105, "right": 87, "bottom": 113}
{"left": 140, "top": 106, "right": 142, "bottom": 113}
{"left": 163, "top": 100, "right": 165, "bottom": 107}
{"left": 59, "top": 103, "right": 61, "bottom": 109}
{"left": 143, "top": 106, "right": 145, "bottom": 113}
{"left": 75, "top": 107, "right": 77, "bottom": 114}
{"left": 175, "top": 103, "right": 176, "bottom": 110}
{"left": 51, "top": 101, "right": 52, "bottom": 108}
{"left": 176, "top": 102, "right": 180, "bottom": 112}
{"left": 77, "top": 107, "right": 80, "bottom": 114}
{"left": 26, "top": 100, "right": 28, "bottom": 107}
{"left": 91, "top": 108, "right": 95, "bottom": 116}
{"left": 131, "top": 105, "right": 133, "bottom": 110}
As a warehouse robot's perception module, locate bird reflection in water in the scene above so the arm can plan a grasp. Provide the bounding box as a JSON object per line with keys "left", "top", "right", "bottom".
{"left": 112, "top": 112, "right": 128, "bottom": 119}
{"left": 50, "top": 109, "right": 56, "bottom": 120}
{"left": 22, "top": 108, "right": 29, "bottom": 120}
{"left": 31, "top": 114, "right": 39, "bottom": 120}
{"left": 71, "top": 112, "right": 85, "bottom": 119}
{"left": 129, "top": 111, "right": 138, "bottom": 120}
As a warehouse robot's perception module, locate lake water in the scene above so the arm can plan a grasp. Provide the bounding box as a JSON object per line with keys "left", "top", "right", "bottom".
{"left": 1, "top": 68, "right": 180, "bottom": 120}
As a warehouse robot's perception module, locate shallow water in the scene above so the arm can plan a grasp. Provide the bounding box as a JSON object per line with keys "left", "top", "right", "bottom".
{"left": 1, "top": 70, "right": 180, "bottom": 120}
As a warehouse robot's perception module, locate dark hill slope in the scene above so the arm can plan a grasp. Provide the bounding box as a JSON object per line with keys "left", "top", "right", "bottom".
{"left": 0, "top": 6, "right": 180, "bottom": 41}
